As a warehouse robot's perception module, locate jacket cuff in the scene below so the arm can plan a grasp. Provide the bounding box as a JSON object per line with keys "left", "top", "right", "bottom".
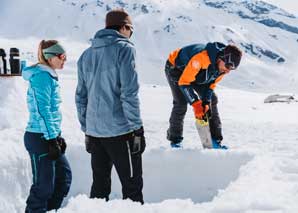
{"left": 179, "top": 85, "right": 199, "bottom": 105}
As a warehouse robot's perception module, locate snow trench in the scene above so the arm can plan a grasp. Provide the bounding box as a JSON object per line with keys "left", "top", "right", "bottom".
{"left": 0, "top": 144, "right": 254, "bottom": 212}
{"left": 0, "top": 78, "right": 255, "bottom": 212}
{"left": 67, "top": 146, "right": 253, "bottom": 203}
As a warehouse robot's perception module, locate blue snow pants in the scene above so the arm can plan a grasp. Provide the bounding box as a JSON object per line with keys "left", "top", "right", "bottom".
{"left": 24, "top": 132, "right": 72, "bottom": 213}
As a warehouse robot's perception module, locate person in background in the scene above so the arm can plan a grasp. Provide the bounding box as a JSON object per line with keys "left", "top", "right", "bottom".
{"left": 22, "top": 40, "right": 72, "bottom": 213}
{"left": 165, "top": 42, "right": 242, "bottom": 149}
{"left": 75, "top": 9, "right": 145, "bottom": 204}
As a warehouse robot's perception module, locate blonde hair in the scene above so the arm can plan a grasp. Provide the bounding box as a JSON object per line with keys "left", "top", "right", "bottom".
{"left": 37, "top": 40, "right": 58, "bottom": 66}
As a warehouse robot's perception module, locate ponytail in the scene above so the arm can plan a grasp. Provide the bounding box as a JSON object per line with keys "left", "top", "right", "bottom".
{"left": 36, "top": 40, "right": 58, "bottom": 66}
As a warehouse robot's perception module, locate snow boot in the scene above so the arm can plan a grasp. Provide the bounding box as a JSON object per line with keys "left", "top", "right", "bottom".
{"left": 167, "top": 129, "right": 183, "bottom": 148}
{"left": 212, "top": 138, "right": 228, "bottom": 150}
{"left": 170, "top": 142, "right": 183, "bottom": 148}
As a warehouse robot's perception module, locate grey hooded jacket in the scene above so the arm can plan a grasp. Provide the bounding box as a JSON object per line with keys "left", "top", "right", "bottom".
{"left": 75, "top": 29, "right": 143, "bottom": 137}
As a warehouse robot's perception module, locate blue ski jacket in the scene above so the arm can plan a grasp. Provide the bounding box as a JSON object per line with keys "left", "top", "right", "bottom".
{"left": 22, "top": 64, "right": 62, "bottom": 140}
{"left": 75, "top": 29, "right": 143, "bottom": 137}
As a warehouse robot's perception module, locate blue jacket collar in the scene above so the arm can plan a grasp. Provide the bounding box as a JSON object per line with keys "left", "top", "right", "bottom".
{"left": 91, "top": 29, "right": 133, "bottom": 48}
{"left": 22, "top": 64, "right": 58, "bottom": 81}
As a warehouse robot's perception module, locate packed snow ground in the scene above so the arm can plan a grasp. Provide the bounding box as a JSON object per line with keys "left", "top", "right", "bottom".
{"left": 1, "top": 72, "right": 298, "bottom": 212}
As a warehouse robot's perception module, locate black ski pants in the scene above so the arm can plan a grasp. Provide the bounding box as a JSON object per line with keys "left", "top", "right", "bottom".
{"left": 165, "top": 61, "right": 223, "bottom": 143}
{"left": 88, "top": 134, "right": 144, "bottom": 204}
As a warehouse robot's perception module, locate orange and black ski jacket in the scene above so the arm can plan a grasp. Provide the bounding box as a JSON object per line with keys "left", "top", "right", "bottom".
{"left": 167, "top": 42, "right": 226, "bottom": 105}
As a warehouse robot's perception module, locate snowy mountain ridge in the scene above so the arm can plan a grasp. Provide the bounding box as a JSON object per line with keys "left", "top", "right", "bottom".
{"left": 1, "top": 0, "right": 298, "bottom": 91}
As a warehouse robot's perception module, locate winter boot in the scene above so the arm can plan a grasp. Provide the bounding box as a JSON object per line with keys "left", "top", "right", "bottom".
{"left": 167, "top": 129, "right": 183, "bottom": 148}
{"left": 211, "top": 138, "right": 228, "bottom": 150}
{"left": 170, "top": 142, "right": 183, "bottom": 148}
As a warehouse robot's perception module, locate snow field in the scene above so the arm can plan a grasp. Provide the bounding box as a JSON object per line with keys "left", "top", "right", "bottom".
{"left": 1, "top": 75, "right": 298, "bottom": 212}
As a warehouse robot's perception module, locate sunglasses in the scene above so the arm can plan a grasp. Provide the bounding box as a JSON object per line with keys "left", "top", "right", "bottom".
{"left": 220, "top": 53, "right": 236, "bottom": 70}
{"left": 124, "top": 24, "right": 134, "bottom": 37}
{"left": 45, "top": 52, "right": 67, "bottom": 61}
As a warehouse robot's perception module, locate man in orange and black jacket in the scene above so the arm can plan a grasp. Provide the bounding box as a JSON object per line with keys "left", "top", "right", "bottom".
{"left": 165, "top": 42, "right": 242, "bottom": 149}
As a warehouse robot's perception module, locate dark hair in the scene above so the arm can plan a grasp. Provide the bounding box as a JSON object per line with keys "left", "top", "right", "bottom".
{"left": 105, "top": 9, "right": 132, "bottom": 28}
{"left": 225, "top": 45, "right": 242, "bottom": 58}
{"left": 105, "top": 25, "right": 123, "bottom": 31}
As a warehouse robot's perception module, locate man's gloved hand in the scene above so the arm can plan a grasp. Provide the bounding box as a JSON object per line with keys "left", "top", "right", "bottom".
{"left": 47, "top": 138, "right": 61, "bottom": 160}
{"left": 85, "top": 135, "right": 92, "bottom": 154}
{"left": 192, "top": 100, "right": 209, "bottom": 119}
{"left": 57, "top": 136, "right": 67, "bottom": 154}
{"left": 131, "top": 126, "right": 146, "bottom": 154}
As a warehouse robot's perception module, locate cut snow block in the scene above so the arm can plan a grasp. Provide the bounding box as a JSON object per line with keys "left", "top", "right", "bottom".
{"left": 140, "top": 149, "right": 253, "bottom": 203}
{"left": 0, "top": 77, "right": 27, "bottom": 129}
{"left": 264, "top": 94, "right": 297, "bottom": 103}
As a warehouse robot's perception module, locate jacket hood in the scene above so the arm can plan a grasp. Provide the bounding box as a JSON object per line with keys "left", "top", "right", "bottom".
{"left": 205, "top": 42, "right": 226, "bottom": 67}
{"left": 91, "top": 29, "right": 133, "bottom": 48}
{"left": 22, "top": 64, "right": 58, "bottom": 81}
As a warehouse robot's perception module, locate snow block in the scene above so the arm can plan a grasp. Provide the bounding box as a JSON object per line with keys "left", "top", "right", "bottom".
{"left": 264, "top": 94, "right": 297, "bottom": 103}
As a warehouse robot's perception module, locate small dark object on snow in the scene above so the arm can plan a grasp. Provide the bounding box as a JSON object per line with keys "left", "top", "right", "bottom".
{"left": 9, "top": 48, "right": 20, "bottom": 74}
{"left": 264, "top": 94, "right": 297, "bottom": 103}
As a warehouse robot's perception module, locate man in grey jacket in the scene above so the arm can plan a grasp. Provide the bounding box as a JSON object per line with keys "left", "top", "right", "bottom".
{"left": 75, "top": 9, "right": 145, "bottom": 204}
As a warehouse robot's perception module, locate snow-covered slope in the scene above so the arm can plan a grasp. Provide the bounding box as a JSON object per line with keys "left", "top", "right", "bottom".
{"left": 1, "top": 0, "right": 298, "bottom": 91}
{"left": 263, "top": 0, "right": 298, "bottom": 16}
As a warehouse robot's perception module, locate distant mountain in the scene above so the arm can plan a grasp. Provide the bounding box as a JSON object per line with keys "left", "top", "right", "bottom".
{"left": 204, "top": 0, "right": 298, "bottom": 32}
{"left": 1, "top": 0, "right": 298, "bottom": 91}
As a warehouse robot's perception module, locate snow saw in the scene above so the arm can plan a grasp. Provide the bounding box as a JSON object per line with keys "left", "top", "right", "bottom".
{"left": 195, "top": 114, "right": 213, "bottom": 149}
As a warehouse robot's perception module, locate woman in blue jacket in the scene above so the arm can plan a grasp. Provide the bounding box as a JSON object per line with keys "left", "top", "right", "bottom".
{"left": 22, "top": 40, "right": 72, "bottom": 213}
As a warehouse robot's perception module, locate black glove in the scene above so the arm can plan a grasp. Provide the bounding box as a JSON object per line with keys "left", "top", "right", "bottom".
{"left": 130, "top": 126, "right": 146, "bottom": 154}
{"left": 57, "top": 136, "right": 67, "bottom": 154}
{"left": 85, "top": 135, "right": 92, "bottom": 154}
{"left": 47, "top": 138, "right": 61, "bottom": 160}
